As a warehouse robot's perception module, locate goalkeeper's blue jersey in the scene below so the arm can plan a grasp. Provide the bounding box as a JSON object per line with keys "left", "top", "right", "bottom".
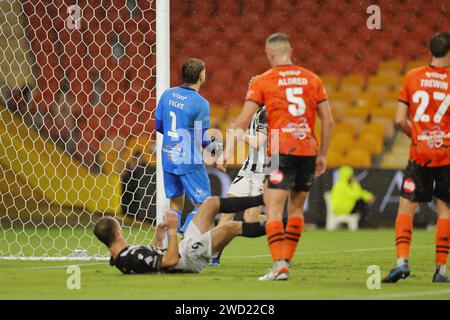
{"left": 155, "top": 86, "right": 210, "bottom": 175}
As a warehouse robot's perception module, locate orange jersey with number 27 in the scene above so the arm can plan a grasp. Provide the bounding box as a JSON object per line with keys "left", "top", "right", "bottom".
{"left": 245, "top": 65, "right": 328, "bottom": 157}
{"left": 399, "top": 65, "right": 450, "bottom": 167}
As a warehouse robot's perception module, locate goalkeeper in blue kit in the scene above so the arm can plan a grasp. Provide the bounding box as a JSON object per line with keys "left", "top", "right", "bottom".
{"left": 155, "top": 58, "right": 219, "bottom": 233}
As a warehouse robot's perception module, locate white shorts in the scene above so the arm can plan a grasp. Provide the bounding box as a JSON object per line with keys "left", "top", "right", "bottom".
{"left": 176, "top": 222, "right": 212, "bottom": 273}
{"left": 227, "top": 169, "right": 265, "bottom": 197}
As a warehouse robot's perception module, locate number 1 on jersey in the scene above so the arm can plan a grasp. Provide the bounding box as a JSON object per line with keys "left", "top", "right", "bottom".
{"left": 286, "top": 87, "right": 306, "bottom": 117}
{"left": 168, "top": 111, "right": 178, "bottom": 138}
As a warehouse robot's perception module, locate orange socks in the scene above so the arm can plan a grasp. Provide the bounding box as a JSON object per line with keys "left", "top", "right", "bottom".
{"left": 283, "top": 217, "right": 304, "bottom": 261}
{"left": 395, "top": 214, "right": 413, "bottom": 259}
{"left": 436, "top": 218, "right": 450, "bottom": 266}
{"left": 394, "top": 215, "right": 450, "bottom": 269}
{"left": 266, "top": 220, "right": 284, "bottom": 261}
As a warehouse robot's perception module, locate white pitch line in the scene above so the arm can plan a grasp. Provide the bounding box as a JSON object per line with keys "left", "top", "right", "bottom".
{"left": 0, "top": 262, "right": 106, "bottom": 270}
{"left": 223, "top": 245, "right": 432, "bottom": 260}
{"left": 0, "top": 245, "right": 434, "bottom": 268}
{"left": 370, "top": 289, "right": 450, "bottom": 300}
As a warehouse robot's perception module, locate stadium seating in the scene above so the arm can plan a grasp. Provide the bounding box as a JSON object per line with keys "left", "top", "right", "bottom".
{"left": 20, "top": 0, "right": 156, "bottom": 168}
{"left": 4, "top": 0, "right": 446, "bottom": 171}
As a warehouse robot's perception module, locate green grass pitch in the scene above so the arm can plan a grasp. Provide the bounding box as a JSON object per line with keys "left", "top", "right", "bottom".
{"left": 1, "top": 229, "right": 449, "bottom": 300}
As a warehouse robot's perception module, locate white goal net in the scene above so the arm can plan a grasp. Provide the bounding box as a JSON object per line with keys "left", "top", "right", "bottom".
{"left": 0, "top": 0, "right": 166, "bottom": 259}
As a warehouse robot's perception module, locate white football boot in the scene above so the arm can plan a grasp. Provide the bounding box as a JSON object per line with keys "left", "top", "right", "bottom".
{"left": 258, "top": 267, "right": 289, "bottom": 281}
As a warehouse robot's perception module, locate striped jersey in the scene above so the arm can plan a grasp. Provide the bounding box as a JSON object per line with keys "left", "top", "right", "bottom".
{"left": 110, "top": 245, "right": 163, "bottom": 274}
{"left": 242, "top": 106, "right": 268, "bottom": 175}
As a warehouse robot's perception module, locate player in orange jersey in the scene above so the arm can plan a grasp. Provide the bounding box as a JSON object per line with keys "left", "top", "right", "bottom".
{"left": 383, "top": 32, "right": 450, "bottom": 283}
{"left": 220, "top": 33, "right": 334, "bottom": 281}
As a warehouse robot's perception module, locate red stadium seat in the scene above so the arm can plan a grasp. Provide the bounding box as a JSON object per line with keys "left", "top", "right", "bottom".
{"left": 171, "top": 0, "right": 191, "bottom": 17}
{"left": 216, "top": 0, "right": 241, "bottom": 16}
{"left": 190, "top": 0, "right": 216, "bottom": 16}
{"left": 241, "top": 0, "right": 267, "bottom": 16}
{"left": 296, "top": 0, "right": 320, "bottom": 15}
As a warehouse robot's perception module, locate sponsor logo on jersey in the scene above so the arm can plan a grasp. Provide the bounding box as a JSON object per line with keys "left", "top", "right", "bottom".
{"left": 279, "top": 70, "right": 301, "bottom": 77}
{"left": 425, "top": 71, "right": 447, "bottom": 80}
{"left": 403, "top": 178, "right": 416, "bottom": 193}
{"left": 269, "top": 169, "right": 284, "bottom": 185}
{"left": 163, "top": 143, "right": 185, "bottom": 162}
{"left": 172, "top": 92, "right": 187, "bottom": 100}
{"left": 281, "top": 120, "right": 311, "bottom": 140}
{"left": 417, "top": 126, "right": 449, "bottom": 148}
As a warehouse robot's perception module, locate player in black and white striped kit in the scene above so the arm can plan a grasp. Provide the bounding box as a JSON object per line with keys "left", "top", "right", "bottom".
{"left": 229, "top": 106, "right": 268, "bottom": 199}
{"left": 93, "top": 196, "right": 265, "bottom": 275}
{"left": 211, "top": 106, "right": 269, "bottom": 265}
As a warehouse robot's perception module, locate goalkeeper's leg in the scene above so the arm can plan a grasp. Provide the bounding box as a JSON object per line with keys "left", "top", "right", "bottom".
{"left": 180, "top": 167, "right": 212, "bottom": 233}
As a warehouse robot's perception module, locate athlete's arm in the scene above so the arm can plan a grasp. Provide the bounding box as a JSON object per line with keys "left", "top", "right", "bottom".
{"left": 153, "top": 222, "right": 167, "bottom": 248}
{"left": 316, "top": 100, "right": 334, "bottom": 177}
{"left": 221, "top": 100, "right": 259, "bottom": 165}
{"left": 161, "top": 211, "right": 179, "bottom": 268}
{"left": 235, "top": 100, "right": 260, "bottom": 132}
{"left": 217, "top": 100, "right": 259, "bottom": 170}
{"left": 155, "top": 119, "right": 163, "bottom": 134}
{"left": 395, "top": 101, "right": 412, "bottom": 138}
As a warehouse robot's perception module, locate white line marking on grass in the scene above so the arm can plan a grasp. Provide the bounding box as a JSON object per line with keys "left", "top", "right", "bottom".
{"left": 0, "top": 262, "right": 105, "bottom": 270}
{"left": 223, "top": 245, "right": 432, "bottom": 260}
{"left": 370, "top": 289, "right": 450, "bottom": 300}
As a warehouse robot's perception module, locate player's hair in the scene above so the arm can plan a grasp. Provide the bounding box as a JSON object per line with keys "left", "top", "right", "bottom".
{"left": 430, "top": 32, "right": 450, "bottom": 58}
{"left": 181, "top": 58, "right": 205, "bottom": 85}
{"left": 266, "top": 32, "right": 291, "bottom": 44}
{"left": 94, "top": 216, "right": 119, "bottom": 247}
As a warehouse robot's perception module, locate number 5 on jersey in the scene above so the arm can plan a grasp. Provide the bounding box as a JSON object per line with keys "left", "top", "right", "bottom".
{"left": 286, "top": 87, "right": 306, "bottom": 117}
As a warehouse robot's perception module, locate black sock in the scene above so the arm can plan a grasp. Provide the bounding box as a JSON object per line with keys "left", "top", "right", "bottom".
{"left": 233, "top": 213, "right": 244, "bottom": 221}
{"left": 219, "top": 195, "right": 264, "bottom": 213}
{"left": 214, "top": 249, "right": 223, "bottom": 260}
{"left": 242, "top": 221, "right": 266, "bottom": 238}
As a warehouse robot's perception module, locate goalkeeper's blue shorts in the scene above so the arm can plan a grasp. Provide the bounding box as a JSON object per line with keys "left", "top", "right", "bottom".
{"left": 163, "top": 167, "right": 211, "bottom": 204}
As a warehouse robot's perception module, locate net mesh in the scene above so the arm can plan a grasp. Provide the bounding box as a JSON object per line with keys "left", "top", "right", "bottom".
{"left": 0, "top": 0, "right": 158, "bottom": 259}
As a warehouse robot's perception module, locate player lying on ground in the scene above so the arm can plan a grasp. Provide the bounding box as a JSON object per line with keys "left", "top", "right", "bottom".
{"left": 93, "top": 196, "right": 265, "bottom": 274}
{"left": 383, "top": 32, "right": 450, "bottom": 283}
{"left": 212, "top": 106, "right": 268, "bottom": 265}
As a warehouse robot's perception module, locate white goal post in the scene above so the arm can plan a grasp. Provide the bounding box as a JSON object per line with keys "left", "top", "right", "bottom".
{"left": 155, "top": 0, "right": 170, "bottom": 226}
{"left": 0, "top": 0, "right": 169, "bottom": 260}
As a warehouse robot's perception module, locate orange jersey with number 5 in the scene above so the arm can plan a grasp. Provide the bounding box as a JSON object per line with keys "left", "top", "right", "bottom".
{"left": 245, "top": 65, "right": 328, "bottom": 156}
{"left": 399, "top": 65, "right": 450, "bottom": 167}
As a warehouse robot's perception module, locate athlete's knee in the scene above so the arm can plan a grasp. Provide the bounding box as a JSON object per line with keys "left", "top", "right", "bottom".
{"left": 398, "top": 197, "right": 418, "bottom": 216}
{"left": 437, "top": 200, "right": 450, "bottom": 217}
{"left": 204, "top": 196, "right": 220, "bottom": 212}
{"left": 222, "top": 221, "right": 241, "bottom": 235}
